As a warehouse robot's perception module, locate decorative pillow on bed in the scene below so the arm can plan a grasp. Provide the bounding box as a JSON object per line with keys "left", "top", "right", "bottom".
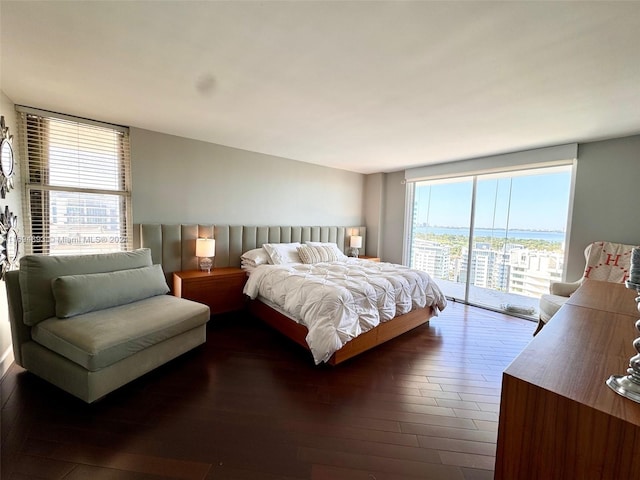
{"left": 297, "top": 244, "right": 342, "bottom": 264}
{"left": 240, "top": 247, "right": 271, "bottom": 267}
{"left": 305, "top": 241, "right": 349, "bottom": 261}
{"left": 262, "top": 242, "right": 302, "bottom": 264}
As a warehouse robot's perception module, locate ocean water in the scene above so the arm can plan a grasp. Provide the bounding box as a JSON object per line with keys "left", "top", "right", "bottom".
{"left": 414, "top": 226, "right": 565, "bottom": 243}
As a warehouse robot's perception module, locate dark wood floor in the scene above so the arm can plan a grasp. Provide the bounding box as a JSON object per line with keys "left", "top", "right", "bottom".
{"left": 1, "top": 301, "right": 534, "bottom": 480}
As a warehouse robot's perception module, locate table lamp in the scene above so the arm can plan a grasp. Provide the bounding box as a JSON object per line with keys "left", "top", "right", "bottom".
{"left": 196, "top": 238, "right": 216, "bottom": 272}
{"left": 350, "top": 235, "right": 362, "bottom": 258}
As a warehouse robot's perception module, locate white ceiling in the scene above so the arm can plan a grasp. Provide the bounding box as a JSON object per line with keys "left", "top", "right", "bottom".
{"left": 2, "top": 1, "right": 640, "bottom": 174}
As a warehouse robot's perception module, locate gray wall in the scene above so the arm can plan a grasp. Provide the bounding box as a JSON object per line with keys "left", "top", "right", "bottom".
{"left": 363, "top": 173, "right": 384, "bottom": 258}
{"left": 566, "top": 135, "right": 640, "bottom": 280}
{"left": 131, "top": 128, "right": 364, "bottom": 226}
{"left": 381, "top": 170, "right": 406, "bottom": 265}
{"left": 374, "top": 134, "right": 640, "bottom": 281}
{"left": 0, "top": 91, "right": 24, "bottom": 378}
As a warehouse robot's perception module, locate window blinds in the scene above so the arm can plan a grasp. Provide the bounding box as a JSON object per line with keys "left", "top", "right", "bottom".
{"left": 18, "top": 107, "right": 132, "bottom": 255}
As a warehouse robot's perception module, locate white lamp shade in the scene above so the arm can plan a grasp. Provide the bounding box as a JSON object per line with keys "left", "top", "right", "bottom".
{"left": 350, "top": 235, "right": 362, "bottom": 248}
{"left": 196, "top": 238, "right": 216, "bottom": 257}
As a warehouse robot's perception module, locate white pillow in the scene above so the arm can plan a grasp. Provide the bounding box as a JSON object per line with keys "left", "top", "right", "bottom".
{"left": 241, "top": 247, "right": 271, "bottom": 266}
{"left": 305, "top": 241, "right": 349, "bottom": 261}
{"left": 263, "top": 242, "right": 302, "bottom": 264}
{"left": 297, "top": 244, "right": 341, "bottom": 264}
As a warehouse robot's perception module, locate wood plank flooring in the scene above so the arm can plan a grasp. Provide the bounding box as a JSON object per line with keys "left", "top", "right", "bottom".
{"left": 1, "top": 301, "right": 534, "bottom": 480}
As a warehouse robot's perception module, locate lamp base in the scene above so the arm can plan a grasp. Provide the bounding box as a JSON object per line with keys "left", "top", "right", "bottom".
{"left": 606, "top": 305, "right": 640, "bottom": 404}
{"left": 199, "top": 257, "right": 213, "bottom": 273}
{"left": 351, "top": 248, "right": 359, "bottom": 258}
{"left": 606, "top": 374, "right": 640, "bottom": 404}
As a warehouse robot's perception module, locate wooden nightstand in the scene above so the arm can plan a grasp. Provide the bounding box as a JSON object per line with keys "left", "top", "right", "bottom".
{"left": 359, "top": 256, "right": 381, "bottom": 262}
{"left": 173, "top": 267, "right": 247, "bottom": 315}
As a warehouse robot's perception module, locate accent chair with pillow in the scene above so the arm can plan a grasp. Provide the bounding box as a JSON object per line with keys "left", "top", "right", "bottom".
{"left": 6, "top": 248, "right": 211, "bottom": 403}
{"left": 536, "top": 241, "right": 638, "bottom": 335}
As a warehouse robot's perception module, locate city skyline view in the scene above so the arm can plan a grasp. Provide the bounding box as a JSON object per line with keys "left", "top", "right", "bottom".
{"left": 414, "top": 166, "right": 572, "bottom": 232}
{"left": 410, "top": 165, "right": 573, "bottom": 316}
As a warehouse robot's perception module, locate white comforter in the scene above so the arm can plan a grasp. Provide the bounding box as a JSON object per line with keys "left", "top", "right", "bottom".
{"left": 243, "top": 259, "right": 447, "bottom": 364}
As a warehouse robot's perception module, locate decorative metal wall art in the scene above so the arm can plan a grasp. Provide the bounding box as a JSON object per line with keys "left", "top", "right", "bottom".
{"left": 0, "top": 205, "right": 19, "bottom": 279}
{"left": 0, "top": 116, "right": 15, "bottom": 198}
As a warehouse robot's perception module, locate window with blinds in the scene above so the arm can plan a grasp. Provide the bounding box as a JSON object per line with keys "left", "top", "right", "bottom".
{"left": 18, "top": 108, "right": 132, "bottom": 255}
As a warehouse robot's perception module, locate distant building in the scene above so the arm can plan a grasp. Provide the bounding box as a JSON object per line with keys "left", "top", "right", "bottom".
{"left": 411, "top": 235, "right": 565, "bottom": 302}
{"left": 459, "top": 244, "right": 510, "bottom": 291}
{"left": 509, "top": 249, "right": 564, "bottom": 298}
{"left": 47, "top": 191, "right": 123, "bottom": 254}
{"left": 411, "top": 239, "right": 451, "bottom": 279}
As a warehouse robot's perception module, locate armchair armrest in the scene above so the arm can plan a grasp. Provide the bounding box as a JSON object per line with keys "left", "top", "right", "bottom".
{"left": 550, "top": 279, "right": 582, "bottom": 297}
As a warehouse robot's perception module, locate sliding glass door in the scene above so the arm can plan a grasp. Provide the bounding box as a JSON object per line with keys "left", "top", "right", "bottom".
{"left": 408, "top": 165, "right": 572, "bottom": 318}
{"left": 410, "top": 177, "right": 473, "bottom": 301}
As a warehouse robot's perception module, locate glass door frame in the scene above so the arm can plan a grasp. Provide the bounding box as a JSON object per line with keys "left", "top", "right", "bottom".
{"left": 403, "top": 162, "right": 577, "bottom": 315}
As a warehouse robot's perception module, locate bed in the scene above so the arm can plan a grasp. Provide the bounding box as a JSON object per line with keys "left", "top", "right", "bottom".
{"left": 133, "top": 224, "right": 447, "bottom": 365}
{"left": 241, "top": 242, "right": 447, "bottom": 365}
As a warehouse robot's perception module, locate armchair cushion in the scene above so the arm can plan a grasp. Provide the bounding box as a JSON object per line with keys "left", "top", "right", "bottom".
{"left": 539, "top": 294, "right": 569, "bottom": 323}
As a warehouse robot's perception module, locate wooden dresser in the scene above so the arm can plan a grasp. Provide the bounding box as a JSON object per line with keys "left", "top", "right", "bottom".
{"left": 495, "top": 280, "right": 640, "bottom": 479}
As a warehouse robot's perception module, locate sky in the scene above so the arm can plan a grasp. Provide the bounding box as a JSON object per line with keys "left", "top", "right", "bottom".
{"left": 414, "top": 166, "right": 572, "bottom": 232}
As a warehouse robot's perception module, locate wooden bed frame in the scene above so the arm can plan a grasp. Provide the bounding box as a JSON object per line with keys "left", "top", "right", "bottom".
{"left": 249, "top": 299, "right": 436, "bottom": 365}
{"left": 133, "top": 224, "right": 438, "bottom": 364}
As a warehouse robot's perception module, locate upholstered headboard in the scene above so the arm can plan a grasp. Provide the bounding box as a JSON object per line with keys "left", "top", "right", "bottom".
{"left": 133, "top": 224, "right": 366, "bottom": 277}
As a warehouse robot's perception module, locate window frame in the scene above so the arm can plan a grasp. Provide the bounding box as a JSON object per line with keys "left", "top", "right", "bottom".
{"left": 18, "top": 106, "right": 132, "bottom": 255}
{"left": 404, "top": 160, "right": 577, "bottom": 315}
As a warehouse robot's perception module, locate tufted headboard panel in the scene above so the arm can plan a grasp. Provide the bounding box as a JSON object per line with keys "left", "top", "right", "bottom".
{"left": 133, "top": 224, "right": 366, "bottom": 279}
